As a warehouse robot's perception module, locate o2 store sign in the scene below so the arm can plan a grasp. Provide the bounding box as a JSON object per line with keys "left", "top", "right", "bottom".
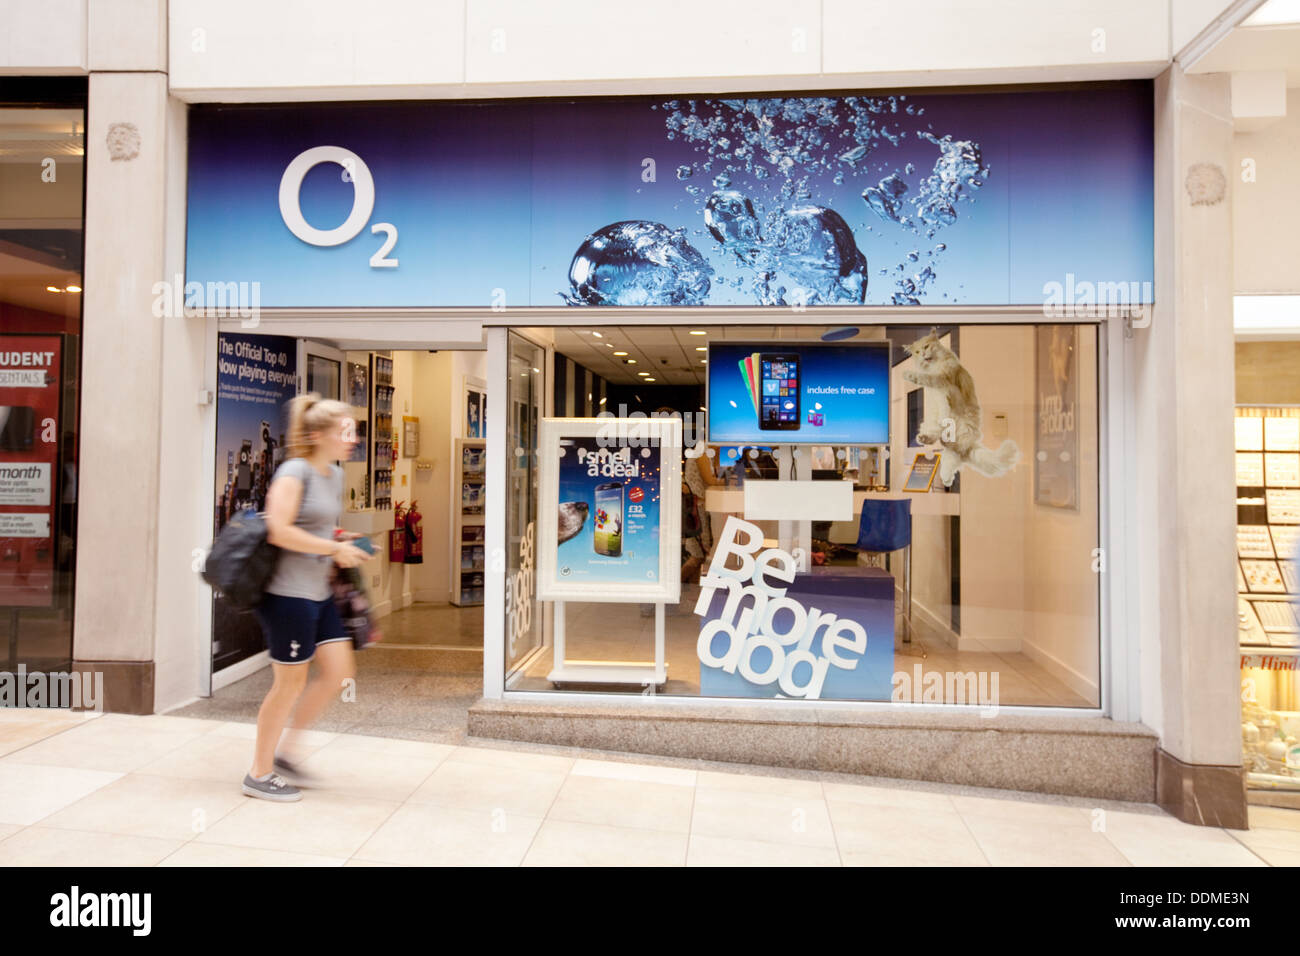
{"left": 695, "top": 516, "right": 879, "bottom": 700}
{"left": 279, "top": 147, "right": 398, "bottom": 268}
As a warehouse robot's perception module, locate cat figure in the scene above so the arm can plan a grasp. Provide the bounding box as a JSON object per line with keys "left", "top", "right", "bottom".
{"left": 901, "top": 330, "right": 1020, "bottom": 487}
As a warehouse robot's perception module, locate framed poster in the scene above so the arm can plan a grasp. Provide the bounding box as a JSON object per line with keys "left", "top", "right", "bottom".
{"left": 1034, "top": 325, "right": 1078, "bottom": 509}
{"left": 903, "top": 452, "right": 939, "bottom": 492}
{"left": 402, "top": 416, "right": 419, "bottom": 458}
{"left": 536, "top": 416, "right": 682, "bottom": 603}
{"left": 347, "top": 362, "right": 368, "bottom": 407}
{"left": 464, "top": 376, "right": 486, "bottom": 440}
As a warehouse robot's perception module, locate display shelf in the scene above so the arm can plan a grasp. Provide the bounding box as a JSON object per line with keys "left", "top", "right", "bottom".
{"left": 453, "top": 438, "right": 487, "bottom": 606}
{"left": 371, "top": 354, "right": 395, "bottom": 511}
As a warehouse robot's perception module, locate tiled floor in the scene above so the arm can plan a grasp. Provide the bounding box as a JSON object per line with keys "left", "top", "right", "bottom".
{"left": 0, "top": 707, "right": 1294, "bottom": 867}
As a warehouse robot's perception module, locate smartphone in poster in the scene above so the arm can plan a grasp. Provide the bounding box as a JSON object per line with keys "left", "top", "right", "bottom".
{"left": 538, "top": 417, "right": 682, "bottom": 603}
{"left": 557, "top": 438, "right": 658, "bottom": 585}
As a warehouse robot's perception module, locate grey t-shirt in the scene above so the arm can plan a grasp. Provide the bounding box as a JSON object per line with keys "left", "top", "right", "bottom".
{"left": 264, "top": 458, "right": 343, "bottom": 601}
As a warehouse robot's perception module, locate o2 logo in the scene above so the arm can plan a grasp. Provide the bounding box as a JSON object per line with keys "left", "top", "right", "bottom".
{"left": 278, "top": 146, "right": 398, "bottom": 269}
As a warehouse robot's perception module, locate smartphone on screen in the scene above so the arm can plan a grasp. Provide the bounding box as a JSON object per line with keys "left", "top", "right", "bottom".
{"left": 759, "top": 353, "right": 801, "bottom": 431}
{"left": 593, "top": 482, "right": 624, "bottom": 557}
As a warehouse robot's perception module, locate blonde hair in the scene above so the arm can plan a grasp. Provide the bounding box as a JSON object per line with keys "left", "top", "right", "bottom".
{"left": 286, "top": 393, "right": 351, "bottom": 459}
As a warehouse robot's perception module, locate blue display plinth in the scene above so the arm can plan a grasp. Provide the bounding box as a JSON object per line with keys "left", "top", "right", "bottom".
{"left": 698, "top": 565, "right": 896, "bottom": 701}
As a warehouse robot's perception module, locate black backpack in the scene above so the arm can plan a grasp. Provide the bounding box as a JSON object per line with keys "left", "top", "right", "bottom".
{"left": 201, "top": 467, "right": 314, "bottom": 610}
{"left": 202, "top": 508, "right": 281, "bottom": 610}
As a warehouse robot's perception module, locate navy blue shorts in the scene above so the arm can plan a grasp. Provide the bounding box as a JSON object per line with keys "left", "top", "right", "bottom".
{"left": 255, "top": 593, "right": 348, "bottom": 664}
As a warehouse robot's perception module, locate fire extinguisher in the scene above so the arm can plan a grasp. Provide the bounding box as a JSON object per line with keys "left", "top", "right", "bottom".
{"left": 389, "top": 501, "right": 407, "bottom": 563}
{"left": 404, "top": 500, "right": 424, "bottom": 564}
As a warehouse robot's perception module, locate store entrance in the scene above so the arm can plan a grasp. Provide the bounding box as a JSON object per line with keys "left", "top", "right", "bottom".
{"left": 183, "top": 338, "right": 488, "bottom": 742}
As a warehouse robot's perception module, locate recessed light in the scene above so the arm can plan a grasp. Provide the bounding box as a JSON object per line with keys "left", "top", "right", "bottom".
{"left": 700, "top": 359, "right": 708, "bottom": 364}
{"left": 614, "top": 351, "right": 628, "bottom": 356}
{"left": 689, "top": 330, "right": 707, "bottom": 335}
{"left": 46, "top": 286, "right": 62, "bottom": 293}
{"left": 599, "top": 397, "right": 607, "bottom": 405}
{"left": 695, "top": 346, "right": 706, "bottom": 351}
{"left": 645, "top": 377, "right": 656, "bottom": 382}
{"left": 626, "top": 359, "right": 636, "bottom": 365}
{"left": 604, "top": 343, "right": 613, "bottom": 348}
{"left": 637, "top": 372, "right": 650, "bottom": 377}
{"left": 65, "top": 285, "right": 81, "bottom": 293}
{"left": 591, "top": 331, "right": 603, "bottom": 338}
{"left": 532, "top": 367, "right": 540, "bottom": 373}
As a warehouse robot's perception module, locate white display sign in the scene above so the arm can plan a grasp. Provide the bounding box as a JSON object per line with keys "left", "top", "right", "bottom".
{"left": 0, "top": 512, "right": 49, "bottom": 537}
{"left": 0, "top": 370, "right": 47, "bottom": 387}
{"left": 0, "top": 463, "right": 50, "bottom": 505}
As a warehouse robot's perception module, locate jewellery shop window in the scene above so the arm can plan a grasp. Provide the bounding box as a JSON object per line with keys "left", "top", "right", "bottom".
{"left": 1235, "top": 406, "right": 1300, "bottom": 790}
{"left": 507, "top": 322, "right": 1101, "bottom": 709}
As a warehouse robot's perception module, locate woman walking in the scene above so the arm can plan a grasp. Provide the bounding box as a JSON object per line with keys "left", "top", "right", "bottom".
{"left": 242, "top": 394, "right": 373, "bottom": 802}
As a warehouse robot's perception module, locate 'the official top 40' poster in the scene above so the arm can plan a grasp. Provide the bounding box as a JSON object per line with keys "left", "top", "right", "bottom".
{"left": 554, "top": 438, "right": 662, "bottom": 589}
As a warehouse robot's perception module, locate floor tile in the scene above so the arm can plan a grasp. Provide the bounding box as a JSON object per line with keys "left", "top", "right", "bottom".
{"left": 570, "top": 758, "right": 696, "bottom": 788}
{"left": 407, "top": 760, "right": 566, "bottom": 817}
{"left": 0, "top": 717, "right": 84, "bottom": 757}
{"left": 687, "top": 833, "right": 840, "bottom": 866}
{"left": 444, "top": 745, "right": 574, "bottom": 775}
{"left": 158, "top": 842, "right": 347, "bottom": 867}
{"left": 549, "top": 775, "right": 696, "bottom": 833}
{"left": 0, "top": 826, "right": 180, "bottom": 866}
{"left": 822, "top": 781, "right": 958, "bottom": 812}
{"left": 0, "top": 823, "right": 21, "bottom": 842}
{"left": 952, "top": 793, "right": 1094, "bottom": 828}
{"left": 315, "top": 733, "right": 454, "bottom": 762}
{"left": 194, "top": 791, "right": 400, "bottom": 858}
{"left": 1100, "top": 811, "right": 1268, "bottom": 867}
{"left": 1, "top": 719, "right": 210, "bottom": 774}
{"left": 523, "top": 819, "right": 687, "bottom": 866}
{"left": 827, "top": 801, "right": 988, "bottom": 865}
{"left": 0, "top": 762, "right": 123, "bottom": 825}
{"left": 841, "top": 849, "right": 989, "bottom": 866}
{"left": 1230, "top": 825, "right": 1300, "bottom": 855}
{"left": 38, "top": 773, "right": 246, "bottom": 842}
{"left": 353, "top": 803, "right": 541, "bottom": 866}
{"left": 296, "top": 743, "right": 446, "bottom": 802}
{"left": 1245, "top": 845, "right": 1300, "bottom": 866}
{"left": 962, "top": 814, "right": 1132, "bottom": 866}
{"left": 695, "top": 770, "right": 823, "bottom": 799}
{"left": 692, "top": 786, "right": 836, "bottom": 847}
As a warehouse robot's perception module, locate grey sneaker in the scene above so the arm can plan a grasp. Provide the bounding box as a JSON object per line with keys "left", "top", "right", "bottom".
{"left": 242, "top": 772, "right": 302, "bottom": 802}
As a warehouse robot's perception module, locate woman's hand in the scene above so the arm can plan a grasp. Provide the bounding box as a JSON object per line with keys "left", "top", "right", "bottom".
{"left": 332, "top": 542, "right": 373, "bottom": 569}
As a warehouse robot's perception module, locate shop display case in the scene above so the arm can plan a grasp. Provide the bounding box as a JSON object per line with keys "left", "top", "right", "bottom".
{"left": 1235, "top": 405, "right": 1300, "bottom": 794}
{"left": 372, "top": 354, "right": 394, "bottom": 512}
{"left": 453, "top": 438, "right": 486, "bottom": 606}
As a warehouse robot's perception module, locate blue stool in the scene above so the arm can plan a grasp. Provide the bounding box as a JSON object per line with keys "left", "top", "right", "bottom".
{"left": 855, "top": 498, "right": 915, "bottom": 645}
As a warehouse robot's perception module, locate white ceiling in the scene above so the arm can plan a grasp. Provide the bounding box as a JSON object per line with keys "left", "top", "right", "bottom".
{"left": 554, "top": 325, "right": 887, "bottom": 387}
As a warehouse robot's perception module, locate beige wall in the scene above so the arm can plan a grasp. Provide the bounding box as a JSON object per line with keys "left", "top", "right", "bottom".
{"left": 1022, "top": 328, "right": 1102, "bottom": 704}
{"left": 1236, "top": 341, "right": 1300, "bottom": 404}
{"left": 1234, "top": 88, "right": 1300, "bottom": 295}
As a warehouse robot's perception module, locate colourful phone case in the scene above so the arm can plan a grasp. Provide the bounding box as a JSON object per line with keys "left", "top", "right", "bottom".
{"left": 738, "top": 357, "right": 758, "bottom": 414}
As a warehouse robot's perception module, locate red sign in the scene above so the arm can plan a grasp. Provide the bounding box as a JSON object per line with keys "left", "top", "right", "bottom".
{"left": 628, "top": 486, "right": 644, "bottom": 503}
{"left": 0, "top": 336, "right": 61, "bottom": 607}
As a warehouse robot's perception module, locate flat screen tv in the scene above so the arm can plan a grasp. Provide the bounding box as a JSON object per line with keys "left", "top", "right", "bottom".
{"left": 707, "top": 342, "right": 890, "bottom": 445}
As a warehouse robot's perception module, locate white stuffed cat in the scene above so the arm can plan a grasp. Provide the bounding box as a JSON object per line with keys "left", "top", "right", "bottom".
{"left": 902, "top": 329, "right": 1020, "bottom": 487}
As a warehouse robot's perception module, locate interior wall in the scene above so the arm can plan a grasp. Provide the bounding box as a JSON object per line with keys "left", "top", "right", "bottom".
{"left": 1021, "top": 327, "right": 1102, "bottom": 703}
{"left": 955, "top": 326, "right": 1032, "bottom": 653}
{"left": 1233, "top": 88, "right": 1300, "bottom": 295}
{"left": 1236, "top": 341, "right": 1300, "bottom": 404}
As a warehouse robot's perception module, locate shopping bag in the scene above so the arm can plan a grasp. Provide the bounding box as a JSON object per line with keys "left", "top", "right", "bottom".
{"left": 330, "top": 565, "right": 382, "bottom": 650}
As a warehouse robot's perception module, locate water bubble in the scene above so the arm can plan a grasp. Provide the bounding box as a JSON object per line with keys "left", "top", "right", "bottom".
{"left": 862, "top": 173, "right": 909, "bottom": 223}
{"left": 838, "top": 144, "right": 870, "bottom": 167}
{"left": 905, "top": 162, "right": 915, "bottom": 174}
{"left": 676, "top": 165, "right": 693, "bottom": 180}
{"left": 563, "top": 221, "right": 714, "bottom": 307}
{"left": 712, "top": 171, "right": 732, "bottom": 189}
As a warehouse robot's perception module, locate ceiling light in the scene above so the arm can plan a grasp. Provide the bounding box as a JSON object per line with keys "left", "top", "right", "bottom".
{"left": 614, "top": 351, "right": 628, "bottom": 356}
{"left": 689, "top": 330, "right": 707, "bottom": 335}
{"left": 531, "top": 367, "right": 540, "bottom": 373}
{"left": 599, "top": 397, "right": 607, "bottom": 405}
{"left": 46, "top": 286, "right": 62, "bottom": 293}
{"left": 591, "top": 331, "right": 603, "bottom": 338}
{"left": 604, "top": 343, "right": 613, "bottom": 348}
{"left": 645, "top": 377, "right": 656, "bottom": 382}
{"left": 700, "top": 359, "right": 708, "bottom": 364}
{"left": 637, "top": 372, "right": 650, "bottom": 377}
{"left": 626, "top": 359, "right": 636, "bottom": 365}
{"left": 695, "top": 346, "right": 706, "bottom": 351}
{"left": 1243, "top": 0, "right": 1300, "bottom": 26}
{"left": 65, "top": 285, "right": 81, "bottom": 293}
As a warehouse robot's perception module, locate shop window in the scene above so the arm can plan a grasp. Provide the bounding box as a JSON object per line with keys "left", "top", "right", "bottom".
{"left": 507, "top": 323, "right": 1101, "bottom": 709}
{"left": 0, "top": 94, "right": 85, "bottom": 675}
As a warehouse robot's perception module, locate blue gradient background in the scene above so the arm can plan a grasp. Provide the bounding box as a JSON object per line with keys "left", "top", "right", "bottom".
{"left": 708, "top": 343, "right": 890, "bottom": 444}
{"left": 186, "top": 85, "right": 1153, "bottom": 308}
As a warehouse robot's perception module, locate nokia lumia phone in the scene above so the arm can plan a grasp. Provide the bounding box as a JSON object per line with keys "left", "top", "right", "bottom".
{"left": 759, "top": 353, "right": 801, "bottom": 431}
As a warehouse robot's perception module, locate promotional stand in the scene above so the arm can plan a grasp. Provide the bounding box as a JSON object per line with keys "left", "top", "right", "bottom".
{"left": 536, "top": 417, "right": 682, "bottom": 688}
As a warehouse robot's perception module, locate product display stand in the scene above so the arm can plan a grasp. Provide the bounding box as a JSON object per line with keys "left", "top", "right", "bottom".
{"left": 547, "top": 600, "right": 668, "bottom": 688}
{"left": 452, "top": 438, "right": 486, "bottom": 606}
